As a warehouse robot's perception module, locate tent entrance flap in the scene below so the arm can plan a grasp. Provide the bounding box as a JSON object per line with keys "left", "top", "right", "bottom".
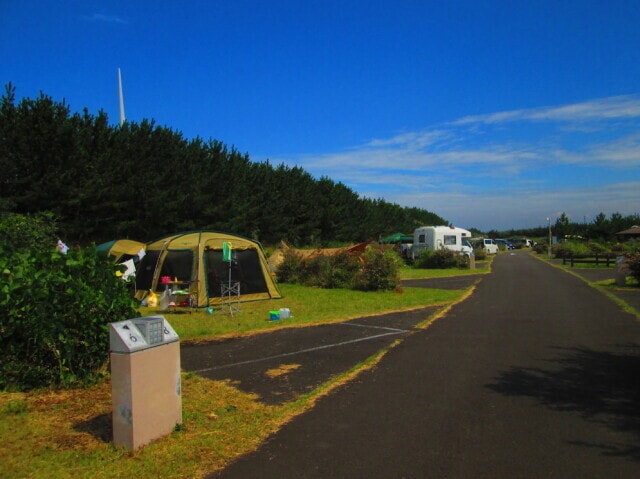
{"left": 135, "top": 250, "right": 161, "bottom": 291}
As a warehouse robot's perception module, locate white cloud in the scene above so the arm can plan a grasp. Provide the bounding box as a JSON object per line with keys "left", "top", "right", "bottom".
{"left": 387, "top": 181, "right": 640, "bottom": 231}
{"left": 452, "top": 95, "right": 640, "bottom": 125}
{"left": 86, "top": 13, "right": 128, "bottom": 24}
{"left": 277, "top": 95, "right": 640, "bottom": 230}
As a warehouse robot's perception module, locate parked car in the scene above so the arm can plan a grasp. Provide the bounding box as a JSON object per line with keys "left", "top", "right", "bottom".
{"left": 480, "top": 238, "right": 499, "bottom": 254}
{"left": 495, "top": 239, "right": 514, "bottom": 250}
{"left": 510, "top": 238, "right": 533, "bottom": 248}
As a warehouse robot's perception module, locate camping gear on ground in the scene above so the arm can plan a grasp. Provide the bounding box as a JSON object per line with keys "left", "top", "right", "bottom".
{"left": 269, "top": 308, "right": 291, "bottom": 321}
{"left": 134, "top": 231, "right": 282, "bottom": 308}
{"left": 146, "top": 291, "right": 158, "bottom": 308}
{"left": 158, "top": 290, "right": 171, "bottom": 311}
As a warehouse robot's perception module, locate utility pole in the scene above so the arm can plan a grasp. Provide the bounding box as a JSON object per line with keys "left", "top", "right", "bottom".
{"left": 547, "top": 217, "right": 552, "bottom": 259}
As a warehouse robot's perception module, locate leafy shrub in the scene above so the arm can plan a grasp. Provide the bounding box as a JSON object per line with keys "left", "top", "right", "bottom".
{"left": 551, "top": 240, "right": 621, "bottom": 259}
{"left": 0, "top": 214, "right": 138, "bottom": 391}
{"left": 553, "top": 241, "right": 593, "bottom": 258}
{"left": 322, "top": 251, "right": 360, "bottom": 289}
{"left": 611, "top": 243, "right": 627, "bottom": 253}
{"left": 275, "top": 249, "right": 305, "bottom": 284}
{"left": 276, "top": 246, "right": 398, "bottom": 291}
{"left": 0, "top": 212, "right": 59, "bottom": 254}
{"left": 473, "top": 248, "right": 487, "bottom": 261}
{"left": 626, "top": 253, "right": 640, "bottom": 286}
{"left": 415, "top": 249, "right": 466, "bottom": 269}
{"left": 533, "top": 243, "right": 547, "bottom": 254}
{"left": 588, "top": 242, "right": 608, "bottom": 254}
{"left": 353, "top": 247, "right": 400, "bottom": 291}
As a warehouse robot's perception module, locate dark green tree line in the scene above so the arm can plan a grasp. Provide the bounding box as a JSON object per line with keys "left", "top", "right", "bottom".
{"left": 0, "top": 84, "right": 446, "bottom": 246}
{"left": 490, "top": 211, "right": 640, "bottom": 242}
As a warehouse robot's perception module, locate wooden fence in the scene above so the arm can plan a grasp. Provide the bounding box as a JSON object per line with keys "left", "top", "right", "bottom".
{"left": 562, "top": 253, "right": 618, "bottom": 267}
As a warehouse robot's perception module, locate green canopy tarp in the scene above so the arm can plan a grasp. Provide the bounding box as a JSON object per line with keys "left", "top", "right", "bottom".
{"left": 380, "top": 232, "right": 413, "bottom": 244}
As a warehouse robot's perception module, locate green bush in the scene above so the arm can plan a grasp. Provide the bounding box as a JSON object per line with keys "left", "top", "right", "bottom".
{"left": 320, "top": 251, "right": 360, "bottom": 289}
{"left": 588, "top": 242, "right": 608, "bottom": 254}
{"left": 276, "top": 246, "right": 398, "bottom": 291}
{"left": 626, "top": 253, "right": 640, "bottom": 286}
{"left": 533, "top": 243, "right": 547, "bottom": 254}
{"left": 353, "top": 247, "right": 400, "bottom": 292}
{"left": 473, "top": 248, "right": 487, "bottom": 261}
{"left": 551, "top": 240, "right": 622, "bottom": 259}
{"left": 0, "top": 214, "right": 138, "bottom": 391}
{"left": 553, "top": 241, "right": 594, "bottom": 258}
{"left": 275, "top": 249, "right": 305, "bottom": 284}
{"left": 415, "top": 249, "right": 466, "bottom": 269}
{"left": 0, "top": 212, "right": 59, "bottom": 254}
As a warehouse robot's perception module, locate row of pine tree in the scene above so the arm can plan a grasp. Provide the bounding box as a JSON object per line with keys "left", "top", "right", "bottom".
{"left": 0, "top": 84, "right": 445, "bottom": 246}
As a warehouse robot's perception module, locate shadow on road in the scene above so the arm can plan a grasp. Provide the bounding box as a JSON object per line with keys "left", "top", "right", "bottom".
{"left": 486, "top": 344, "right": 640, "bottom": 461}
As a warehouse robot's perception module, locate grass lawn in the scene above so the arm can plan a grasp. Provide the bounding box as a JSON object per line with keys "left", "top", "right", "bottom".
{"left": 0, "top": 265, "right": 484, "bottom": 479}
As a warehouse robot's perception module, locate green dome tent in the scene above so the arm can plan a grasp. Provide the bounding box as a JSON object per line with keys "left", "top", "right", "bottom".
{"left": 96, "top": 239, "right": 146, "bottom": 263}
{"left": 134, "top": 231, "right": 281, "bottom": 308}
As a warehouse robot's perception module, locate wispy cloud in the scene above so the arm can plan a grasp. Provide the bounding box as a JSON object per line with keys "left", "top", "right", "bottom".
{"left": 452, "top": 95, "right": 640, "bottom": 125}
{"left": 277, "top": 95, "right": 640, "bottom": 230}
{"left": 85, "top": 13, "right": 128, "bottom": 25}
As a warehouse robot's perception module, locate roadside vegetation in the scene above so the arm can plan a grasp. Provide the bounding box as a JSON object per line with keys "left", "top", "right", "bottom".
{"left": 413, "top": 248, "right": 471, "bottom": 269}
{"left": 0, "top": 213, "right": 481, "bottom": 478}
{"left": 533, "top": 239, "right": 640, "bottom": 286}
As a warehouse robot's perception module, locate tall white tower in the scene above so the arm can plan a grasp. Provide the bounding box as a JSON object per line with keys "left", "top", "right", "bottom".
{"left": 118, "top": 68, "right": 126, "bottom": 126}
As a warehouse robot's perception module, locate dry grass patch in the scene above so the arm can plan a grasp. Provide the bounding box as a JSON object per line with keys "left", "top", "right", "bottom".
{"left": 265, "top": 364, "right": 301, "bottom": 378}
{"left": 0, "top": 375, "right": 285, "bottom": 478}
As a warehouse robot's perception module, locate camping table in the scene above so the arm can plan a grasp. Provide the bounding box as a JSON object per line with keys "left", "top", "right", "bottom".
{"left": 166, "top": 280, "right": 199, "bottom": 313}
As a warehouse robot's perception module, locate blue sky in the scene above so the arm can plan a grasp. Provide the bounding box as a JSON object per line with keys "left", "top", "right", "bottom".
{"left": 2, "top": 1, "right": 639, "bottom": 231}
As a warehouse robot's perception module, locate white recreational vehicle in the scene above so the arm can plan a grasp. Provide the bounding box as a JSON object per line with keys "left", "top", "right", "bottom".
{"left": 411, "top": 226, "right": 473, "bottom": 259}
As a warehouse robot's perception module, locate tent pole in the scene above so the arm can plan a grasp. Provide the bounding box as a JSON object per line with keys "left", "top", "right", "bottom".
{"left": 151, "top": 240, "right": 169, "bottom": 292}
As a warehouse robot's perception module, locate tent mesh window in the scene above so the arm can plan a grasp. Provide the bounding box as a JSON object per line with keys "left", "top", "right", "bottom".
{"left": 159, "top": 250, "right": 194, "bottom": 283}
{"left": 135, "top": 250, "right": 194, "bottom": 291}
{"left": 204, "top": 249, "right": 268, "bottom": 298}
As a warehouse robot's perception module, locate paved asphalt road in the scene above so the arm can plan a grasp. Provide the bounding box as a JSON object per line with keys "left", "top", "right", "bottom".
{"left": 200, "top": 252, "right": 640, "bottom": 478}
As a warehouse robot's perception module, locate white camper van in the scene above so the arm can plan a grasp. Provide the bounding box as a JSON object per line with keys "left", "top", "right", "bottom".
{"left": 411, "top": 226, "right": 473, "bottom": 259}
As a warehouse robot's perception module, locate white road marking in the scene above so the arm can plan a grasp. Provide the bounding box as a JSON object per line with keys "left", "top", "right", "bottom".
{"left": 338, "top": 321, "right": 409, "bottom": 333}
{"left": 192, "top": 327, "right": 409, "bottom": 374}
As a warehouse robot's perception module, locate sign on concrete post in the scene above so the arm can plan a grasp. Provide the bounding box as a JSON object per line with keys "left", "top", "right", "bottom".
{"left": 109, "top": 316, "right": 182, "bottom": 450}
